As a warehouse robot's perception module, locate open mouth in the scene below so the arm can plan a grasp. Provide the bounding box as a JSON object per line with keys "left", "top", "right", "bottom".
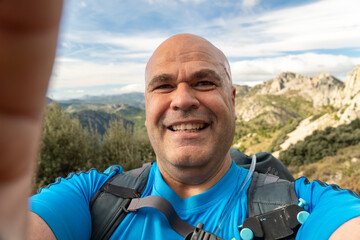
{"left": 168, "top": 123, "right": 209, "bottom": 132}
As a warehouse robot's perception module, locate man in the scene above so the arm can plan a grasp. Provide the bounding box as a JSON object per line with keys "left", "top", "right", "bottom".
{"left": 1, "top": 1, "right": 359, "bottom": 239}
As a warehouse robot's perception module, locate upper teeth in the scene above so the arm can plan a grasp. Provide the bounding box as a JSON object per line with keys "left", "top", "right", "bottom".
{"left": 172, "top": 123, "right": 204, "bottom": 131}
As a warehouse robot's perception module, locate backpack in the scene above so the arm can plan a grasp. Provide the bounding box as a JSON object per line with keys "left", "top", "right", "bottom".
{"left": 90, "top": 149, "right": 301, "bottom": 240}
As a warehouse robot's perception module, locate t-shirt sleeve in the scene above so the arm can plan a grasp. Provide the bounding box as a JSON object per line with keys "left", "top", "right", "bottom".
{"left": 29, "top": 166, "right": 122, "bottom": 240}
{"left": 295, "top": 177, "right": 360, "bottom": 240}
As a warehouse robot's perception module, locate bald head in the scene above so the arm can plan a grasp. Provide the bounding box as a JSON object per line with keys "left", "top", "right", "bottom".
{"left": 143, "top": 33, "right": 236, "bottom": 190}
{"left": 145, "top": 33, "right": 232, "bottom": 87}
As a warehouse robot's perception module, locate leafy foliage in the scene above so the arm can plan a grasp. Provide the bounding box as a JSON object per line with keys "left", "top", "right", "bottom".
{"left": 279, "top": 119, "right": 360, "bottom": 166}
{"left": 37, "top": 103, "right": 98, "bottom": 189}
{"left": 289, "top": 143, "right": 360, "bottom": 196}
{"left": 36, "top": 103, "right": 154, "bottom": 190}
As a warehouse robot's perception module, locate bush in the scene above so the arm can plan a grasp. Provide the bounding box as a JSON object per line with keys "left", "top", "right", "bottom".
{"left": 279, "top": 119, "right": 360, "bottom": 166}
{"left": 37, "top": 103, "right": 99, "bottom": 189}
{"left": 36, "top": 103, "right": 155, "bottom": 190}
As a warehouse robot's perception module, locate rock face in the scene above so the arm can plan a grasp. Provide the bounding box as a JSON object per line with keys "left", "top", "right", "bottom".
{"left": 235, "top": 96, "right": 299, "bottom": 124}
{"left": 271, "top": 65, "right": 360, "bottom": 155}
{"left": 234, "top": 65, "right": 360, "bottom": 154}
{"left": 332, "top": 65, "right": 360, "bottom": 123}
{"left": 234, "top": 71, "right": 344, "bottom": 125}
{"left": 256, "top": 72, "right": 343, "bottom": 107}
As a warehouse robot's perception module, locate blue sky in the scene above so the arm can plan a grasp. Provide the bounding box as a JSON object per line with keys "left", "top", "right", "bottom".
{"left": 49, "top": 0, "right": 360, "bottom": 100}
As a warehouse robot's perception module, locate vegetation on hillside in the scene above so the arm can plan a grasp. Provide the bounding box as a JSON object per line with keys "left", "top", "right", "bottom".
{"left": 72, "top": 110, "right": 134, "bottom": 135}
{"left": 289, "top": 143, "right": 360, "bottom": 196}
{"left": 36, "top": 103, "right": 154, "bottom": 191}
{"left": 232, "top": 91, "right": 319, "bottom": 154}
{"left": 267, "top": 118, "right": 301, "bottom": 152}
{"left": 262, "top": 93, "right": 315, "bottom": 118}
{"left": 279, "top": 118, "right": 360, "bottom": 166}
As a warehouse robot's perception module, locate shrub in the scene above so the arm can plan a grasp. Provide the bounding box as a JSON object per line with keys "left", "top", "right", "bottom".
{"left": 279, "top": 119, "right": 360, "bottom": 166}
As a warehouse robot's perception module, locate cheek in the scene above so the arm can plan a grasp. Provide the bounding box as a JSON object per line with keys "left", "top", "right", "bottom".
{"left": 145, "top": 95, "right": 170, "bottom": 125}
{"left": 200, "top": 92, "right": 233, "bottom": 116}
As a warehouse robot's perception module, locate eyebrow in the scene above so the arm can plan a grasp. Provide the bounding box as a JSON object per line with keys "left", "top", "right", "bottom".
{"left": 147, "top": 69, "right": 223, "bottom": 89}
{"left": 191, "top": 69, "right": 222, "bottom": 83}
{"left": 147, "top": 74, "right": 174, "bottom": 89}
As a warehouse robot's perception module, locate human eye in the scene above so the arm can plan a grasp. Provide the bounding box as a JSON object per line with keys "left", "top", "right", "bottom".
{"left": 194, "top": 80, "right": 216, "bottom": 91}
{"left": 153, "top": 84, "right": 174, "bottom": 93}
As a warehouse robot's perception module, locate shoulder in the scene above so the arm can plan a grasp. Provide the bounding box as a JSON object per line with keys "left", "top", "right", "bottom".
{"left": 295, "top": 177, "right": 360, "bottom": 209}
{"left": 29, "top": 165, "right": 123, "bottom": 239}
{"left": 294, "top": 177, "right": 360, "bottom": 239}
{"left": 36, "top": 165, "right": 123, "bottom": 196}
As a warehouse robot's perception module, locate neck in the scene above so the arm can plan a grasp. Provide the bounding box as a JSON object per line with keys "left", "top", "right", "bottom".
{"left": 157, "top": 154, "right": 232, "bottom": 199}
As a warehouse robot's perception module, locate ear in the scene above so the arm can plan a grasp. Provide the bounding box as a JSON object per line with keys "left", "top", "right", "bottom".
{"left": 231, "top": 85, "right": 237, "bottom": 120}
{"left": 231, "top": 85, "right": 236, "bottom": 107}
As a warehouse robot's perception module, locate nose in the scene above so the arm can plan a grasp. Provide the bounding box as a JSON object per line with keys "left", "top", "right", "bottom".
{"left": 170, "top": 83, "right": 200, "bottom": 111}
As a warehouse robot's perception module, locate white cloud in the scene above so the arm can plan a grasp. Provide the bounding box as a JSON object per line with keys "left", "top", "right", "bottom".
{"left": 209, "top": 0, "right": 360, "bottom": 57}
{"left": 230, "top": 53, "right": 360, "bottom": 85}
{"left": 64, "top": 31, "right": 166, "bottom": 54}
{"left": 113, "top": 84, "right": 145, "bottom": 93}
{"left": 81, "top": 2, "right": 87, "bottom": 7}
{"left": 50, "top": 57, "right": 146, "bottom": 90}
{"left": 242, "top": 0, "right": 260, "bottom": 9}
{"left": 180, "top": 0, "right": 207, "bottom": 4}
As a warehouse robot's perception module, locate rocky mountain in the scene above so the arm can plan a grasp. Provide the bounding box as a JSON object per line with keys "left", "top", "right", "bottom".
{"left": 233, "top": 65, "right": 360, "bottom": 155}
{"left": 235, "top": 73, "right": 336, "bottom": 125}
{"left": 255, "top": 72, "right": 343, "bottom": 107}
{"left": 269, "top": 66, "right": 360, "bottom": 156}
{"left": 234, "top": 66, "right": 360, "bottom": 125}
{"left": 332, "top": 65, "right": 360, "bottom": 123}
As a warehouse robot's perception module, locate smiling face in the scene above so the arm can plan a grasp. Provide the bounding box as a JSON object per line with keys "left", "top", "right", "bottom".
{"left": 145, "top": 34, "right": 236, "bottom": 184}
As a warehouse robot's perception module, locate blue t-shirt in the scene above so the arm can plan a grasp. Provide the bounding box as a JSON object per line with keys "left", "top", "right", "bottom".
{"left": 30, "top": 162, "right": 360, "bottom": 240}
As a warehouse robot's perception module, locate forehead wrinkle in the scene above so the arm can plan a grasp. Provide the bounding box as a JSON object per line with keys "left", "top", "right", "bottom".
{"left": 176, "top": 50, "right": 217, "bottom": 62}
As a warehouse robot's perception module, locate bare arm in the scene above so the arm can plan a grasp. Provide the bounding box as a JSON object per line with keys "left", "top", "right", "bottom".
{"left": 0, "top": 0, "right": 63, "bottom": 239}
{"left": 329, "top": 216, "right": 360, "bottom": 240}
{"left": 28, "top": 212, "right": 56, "bottom": 240}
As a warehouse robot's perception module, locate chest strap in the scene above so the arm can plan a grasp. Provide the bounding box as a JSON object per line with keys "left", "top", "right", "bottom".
{"left": 127, "top": 195, "right": 194, "bottom": 237}
{"left": 126, "top": 195, "right": 223, "bottom": 240}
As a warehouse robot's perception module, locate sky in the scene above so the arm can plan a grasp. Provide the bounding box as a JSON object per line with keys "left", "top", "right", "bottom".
{"left": 49, "top": 0, "right": 360, "bottom": 100}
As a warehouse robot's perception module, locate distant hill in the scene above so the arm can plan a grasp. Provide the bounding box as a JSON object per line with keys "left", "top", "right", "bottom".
{"left": 57, "top": 93, "right": 146, "bottom": 136}
{"left": 72, "top": 110, "right": 134, "bottom": 136}
{"left": 59, "top": 92, "right": 145, "bottom": 109}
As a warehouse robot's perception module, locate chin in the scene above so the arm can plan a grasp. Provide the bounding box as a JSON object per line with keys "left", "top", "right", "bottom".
{"left": 169, "top": 152, "right": 211, "bottom": 169}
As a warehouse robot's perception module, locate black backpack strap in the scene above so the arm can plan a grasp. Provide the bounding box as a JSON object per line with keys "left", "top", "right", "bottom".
{"left": 90, "top": 162, "right": 224, "bottom": 240}
{"left": 243, "top": 172, "right": 300, "bottom": 239}
{"left": 248, "top": 172, "right": 298, "bottom": 217}
{"left": 90, "top": 163, "right": 152, "bottom": 240}
{"left": 127, "top": 195, "right": 195, "bottom": 237}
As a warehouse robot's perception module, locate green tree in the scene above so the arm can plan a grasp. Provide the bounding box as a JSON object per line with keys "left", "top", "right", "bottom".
{"left": 36, "top": 103, "right": 155, "bottom": 191}
{"left": 99, "top": 120, "right": 154, "bottom": 171}
{"left": 36, "top": 103, "right": 99, "bottom": 189}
